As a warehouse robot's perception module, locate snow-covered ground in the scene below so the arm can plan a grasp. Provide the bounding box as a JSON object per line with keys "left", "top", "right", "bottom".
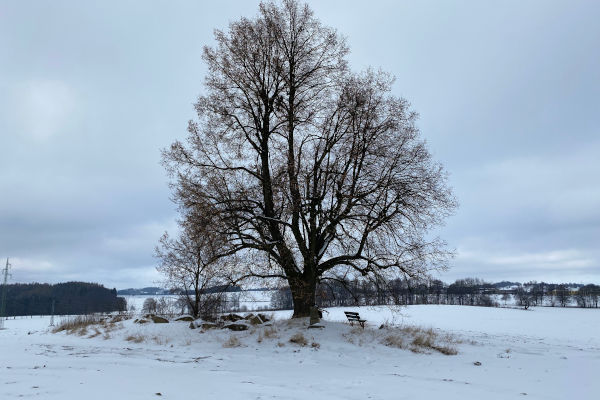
{"left": 1, "top": 305, "right": 598, "bottom": 399}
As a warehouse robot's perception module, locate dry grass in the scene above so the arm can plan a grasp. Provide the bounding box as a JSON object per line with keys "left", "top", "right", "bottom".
{"left": 88, "top": 328, "right": 102, "bottom": 338}
{"left": 52, "top": 314, "right": 128, "bottom": 339}
{"left": 289, "top": 332, "right": 308, "bottom": 346}
{"left": 52, "top": 315, "right": 105, "bottom": 334}
{"left": 258, "top": 325, "right": 280, "bottom": 343}
{"left": 152, "top": 335, "right": 170, "bottom": 345}
{"left": 223, "top": 335, "right": 242, "bottom": 348}
{"left": 126, "top": 334, "right": 145, "bottom": 343}
{"left": 381, "top": 326, "right": 459, "bottom": 355}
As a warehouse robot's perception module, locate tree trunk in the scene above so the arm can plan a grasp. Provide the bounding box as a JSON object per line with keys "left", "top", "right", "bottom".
{"left": 289, "top": 278, "right": 317, "bottom": 318}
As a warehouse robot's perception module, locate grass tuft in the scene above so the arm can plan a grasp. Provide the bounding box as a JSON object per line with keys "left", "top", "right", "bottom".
{"left": 223, "top": 335, "right": 242, "bottom": 348}
{"left": 289, "top": 332, "right": 308, "bottom": 346}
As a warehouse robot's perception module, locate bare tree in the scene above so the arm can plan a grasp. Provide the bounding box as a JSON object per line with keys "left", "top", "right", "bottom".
{"left": 554, "top": 284, "right": 571, "bottom": 307}
{"left": 162, "top": 0, "right": 457, "bottom": 317}
{"left": 142, "top": 297, "right": 157, "bottom": 314}
{"left": 155, "top": 208, "right": 229, "bottom": 319}
{"left": 515, "top": 287, "right": 532, "bottom": 310}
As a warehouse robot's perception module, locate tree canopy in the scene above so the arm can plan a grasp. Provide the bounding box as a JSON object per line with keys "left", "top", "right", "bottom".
{"left": 162, "top": 0, "right": 457, "bottom": 317}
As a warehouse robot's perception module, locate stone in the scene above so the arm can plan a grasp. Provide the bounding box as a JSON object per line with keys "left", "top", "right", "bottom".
{"left": 224, "top": 322, "right": 249, "bottom": 331}
{"left": 309, "top": 306, "right": 321, "bottom": 326}
{"left": 221, "top": 314, "right": 244, "bottom": 322}
{"left": 150, "top": 315, "right": 169, "bottom": 323}
{"left": 243, "top": 313, "right": 255, "bottom": 320}
{"left": 175, "top": 315, "right": 194, "bottom": 322}
{"left": 201, "top": 322, "right": 219, "bottom": 330}
{"left": 258, "top": 313, "right": 270, "bottom": 322}
{"left": 134, "top": 319, "right": 149, "bottom": 324}
{"left": 248, "top": 315, "right": 264, "bottom": 325}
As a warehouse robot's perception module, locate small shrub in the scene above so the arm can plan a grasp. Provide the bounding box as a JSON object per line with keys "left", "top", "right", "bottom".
{"left": 289, "top": 332, "right": 307, "bottom": 346}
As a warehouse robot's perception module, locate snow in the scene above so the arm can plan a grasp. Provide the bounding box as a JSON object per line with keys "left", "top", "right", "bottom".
{"left": 1, "top": 305, "right": 598, "bottom": 399}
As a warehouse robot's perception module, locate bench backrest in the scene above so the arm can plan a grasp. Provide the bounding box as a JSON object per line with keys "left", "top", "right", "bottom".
{"left": 344, "top": 311, "right": 361, "bottom": 320}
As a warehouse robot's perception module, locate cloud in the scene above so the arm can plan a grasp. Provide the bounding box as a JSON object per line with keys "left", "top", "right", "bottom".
{"left": 451, "top": 246, "right": 600, "bottom": 283}
{"left": 14, "top": 80, "right": 77, "bottom": 141}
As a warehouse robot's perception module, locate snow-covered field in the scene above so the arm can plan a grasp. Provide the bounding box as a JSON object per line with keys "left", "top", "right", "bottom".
{"left": 1, "top": 305, "right": 598, "bottom": 399}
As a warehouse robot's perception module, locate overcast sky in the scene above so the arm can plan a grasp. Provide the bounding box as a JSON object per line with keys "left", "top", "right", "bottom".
{"left": 1, "top": 0, "right": 599, "bottom": 289}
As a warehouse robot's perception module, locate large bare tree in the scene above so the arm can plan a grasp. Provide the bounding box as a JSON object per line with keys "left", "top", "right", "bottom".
{"left": 162, "top": 0, "right": 457, "bottom": 318}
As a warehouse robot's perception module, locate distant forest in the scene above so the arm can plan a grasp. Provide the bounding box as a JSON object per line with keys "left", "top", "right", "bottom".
{"left": 269, "top": 278, "right": 600, "bottom": 310}
{"left": 3, "top": 282, "right": 126, "bottom": 317}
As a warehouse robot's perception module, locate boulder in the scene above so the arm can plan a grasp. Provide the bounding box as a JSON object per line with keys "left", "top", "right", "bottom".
{"left": 248, "top": 315, "right": 264, "bottom": 325}
{"left": 243, "top": 313, "right": 255, "bottom": 320}
{"left": 175, "top": 315, "right": 194, "bottom": 322}
{"left": 221, "top": 313, "right": 244, "bottom": 322}
{"left": 258, "top": 313, "right": 270, "bottom": 322}
{"left": 150, "top": 315, "right": 169, "bottom": 323}
{"left": 201, "top": 322, "right": 219, "bottom": 330}
{"left": 134, "top": 318, "right": 149, "bottom": 324}
{"left": 224, "top": 322, "right": 249, "bottom": 331}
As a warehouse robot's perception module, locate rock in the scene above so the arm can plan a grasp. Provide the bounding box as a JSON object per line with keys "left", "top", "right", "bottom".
{"left": 189, "top": 319, "right": 207, "bottom": 329}
{"left": 243, "top": 313, "right": 255, "bottom": 320}
{"left": 224, "top": 322, "right": 249, "bottom": 331}
{"left": 473, "top": 361, "right": 482, "bottom": 366}
{"left": 150, "top": 315, "right": 169, "bottom": 323}
{"left": 201, "top": 322, "right": 219, "bottom": 330}
{"left": 221, "top": 314, "right": 244, "bottom": 322}
{"left": 110, "top": 315, "right": 127, "bottom": 323}
{"left": 134, "top": 318, "right": 149, "bottom": 324}
{"left": 309, "top": 306, "right": 321, "bottom": 326}
{"left": 248, "top": 315, "right": 264, "bottom": 325}
{"left": 175, "top": 315, "right": 194, "bottom": 322}
{"left": 258, "top": 313, "right": 270, "bottom": 322}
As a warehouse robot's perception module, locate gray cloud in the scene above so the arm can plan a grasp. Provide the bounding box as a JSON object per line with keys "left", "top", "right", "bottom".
{"left": 1, "top": 0, "right": 599, "bottom": 287}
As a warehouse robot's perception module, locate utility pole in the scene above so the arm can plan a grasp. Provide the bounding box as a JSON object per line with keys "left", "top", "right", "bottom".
{"left": 0, "top": 258, "right": 11, "bottom": 330}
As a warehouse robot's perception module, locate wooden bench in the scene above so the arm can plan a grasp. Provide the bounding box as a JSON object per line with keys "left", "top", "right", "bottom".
{"left": 344, "top": 311, "right": 366, "bottom": 328}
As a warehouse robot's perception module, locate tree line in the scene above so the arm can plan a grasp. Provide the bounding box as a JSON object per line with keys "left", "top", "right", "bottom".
{"left": 270, "top": 278, "right": 600, "bottom": 310}
{"left": 2, "top": 282, "right": 126, "bottom": 317}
